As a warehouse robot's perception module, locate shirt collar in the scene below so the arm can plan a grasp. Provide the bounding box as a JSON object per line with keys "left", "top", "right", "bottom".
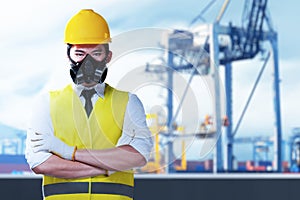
{"left": 73, "top": 83, "right": 105, "bottom": 99}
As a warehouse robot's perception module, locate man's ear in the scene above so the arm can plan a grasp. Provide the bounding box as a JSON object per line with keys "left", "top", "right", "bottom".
{"left": 106, "top": 51, "right": 112, "bottom": 63}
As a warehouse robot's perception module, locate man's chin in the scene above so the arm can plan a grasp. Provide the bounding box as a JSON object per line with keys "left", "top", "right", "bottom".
{"left": 81, "top": 82, "right": 97, "bottom": 87}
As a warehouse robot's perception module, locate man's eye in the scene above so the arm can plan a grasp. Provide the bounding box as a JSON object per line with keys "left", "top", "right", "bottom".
{"left": 93, "top": 52, "right": 102, "bottom": 57}
{"left": 75, "top": 53, "right": 84, "bottom": 57}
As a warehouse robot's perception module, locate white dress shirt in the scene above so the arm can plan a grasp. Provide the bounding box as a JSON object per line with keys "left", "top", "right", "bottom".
{"left": 25, "top": 83, "right": 153, "bottom": 169}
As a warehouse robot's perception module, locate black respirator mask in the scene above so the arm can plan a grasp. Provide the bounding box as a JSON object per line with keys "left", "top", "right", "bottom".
{"left": 68, "top": 53, "right": 108, "bottom": 85}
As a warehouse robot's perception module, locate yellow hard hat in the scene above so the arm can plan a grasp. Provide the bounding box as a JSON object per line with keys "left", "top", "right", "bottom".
{"left": 64, "top": 9, "right": 111, "bottom": 44}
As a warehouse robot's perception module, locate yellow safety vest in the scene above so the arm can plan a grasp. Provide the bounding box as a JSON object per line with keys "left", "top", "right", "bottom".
{"left": 44, "top": 84, "right": 133, "bottom": 200}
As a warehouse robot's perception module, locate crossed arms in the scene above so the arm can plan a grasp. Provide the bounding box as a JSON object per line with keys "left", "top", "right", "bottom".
{"left": 27, "top": 93, "right": 152, "bottom": 179}
{"left": 31, "top": 132, "right": 146, "bottom": 179}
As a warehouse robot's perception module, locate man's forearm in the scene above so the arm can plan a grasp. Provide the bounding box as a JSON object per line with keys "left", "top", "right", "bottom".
{"left": 75, "top": 145, "right": 146, "bottom": 171}
{"left": 32, "top": 155, "right": 106, "bottom": 179}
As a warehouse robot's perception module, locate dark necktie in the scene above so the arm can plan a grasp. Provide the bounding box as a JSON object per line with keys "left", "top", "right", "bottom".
{"left": 81, "top": 89, "right": 96, "bottom": 117}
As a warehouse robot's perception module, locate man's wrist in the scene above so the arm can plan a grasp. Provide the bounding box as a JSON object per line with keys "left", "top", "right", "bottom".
{"left": 72, "top": 146, "right": 77, "bottom": 161}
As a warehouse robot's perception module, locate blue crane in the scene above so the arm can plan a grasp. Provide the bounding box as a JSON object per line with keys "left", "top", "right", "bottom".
{"left": 144, "top": 0, "right": 282, "bottom": 173}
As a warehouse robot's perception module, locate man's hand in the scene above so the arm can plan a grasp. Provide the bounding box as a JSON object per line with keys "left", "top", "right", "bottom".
{"left": 31, "top": 132, "right": 75, "bottom": 160}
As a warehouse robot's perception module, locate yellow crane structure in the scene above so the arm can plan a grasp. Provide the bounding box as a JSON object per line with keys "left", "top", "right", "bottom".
{"left": 139, "top": 113, "right": 163, "bottom": 173}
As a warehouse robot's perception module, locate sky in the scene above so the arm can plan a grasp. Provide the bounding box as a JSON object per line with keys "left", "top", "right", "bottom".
{"left": 0, "top": 0, "right": 299, "bottom": 161}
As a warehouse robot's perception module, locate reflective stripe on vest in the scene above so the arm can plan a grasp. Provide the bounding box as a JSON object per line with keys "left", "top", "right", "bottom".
{"left": 44, "top": 182, "right": 134, "bottom": 198}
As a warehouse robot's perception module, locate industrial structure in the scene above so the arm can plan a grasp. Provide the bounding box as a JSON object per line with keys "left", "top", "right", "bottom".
{"left": 289, "top": 128, "right": 300, "bottom": 172}
{"left": 143, "top": 0, "right": 284, "bottom": 173}
{"left": 0, "top": 130, "right": 29, "bottom": 174}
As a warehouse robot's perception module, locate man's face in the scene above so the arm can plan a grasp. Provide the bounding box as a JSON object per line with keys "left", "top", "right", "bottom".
{"left": 69, "top": 44, "right": 111, "bottom": 62}
{"left": 69, "top": 44, "right": 112, "bottom": 87}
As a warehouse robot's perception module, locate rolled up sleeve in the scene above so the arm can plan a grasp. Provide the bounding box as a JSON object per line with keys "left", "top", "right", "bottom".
{"left": 116, "top": 94, "right": 154, "bottom": 162}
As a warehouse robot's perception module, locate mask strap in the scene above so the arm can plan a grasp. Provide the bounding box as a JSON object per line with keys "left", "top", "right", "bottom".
{"left": 67, "top": 44, "right": 78, "bottom": 67}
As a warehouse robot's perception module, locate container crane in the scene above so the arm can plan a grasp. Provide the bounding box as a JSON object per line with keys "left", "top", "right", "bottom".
{"left": 219, "top": 0, "right": 282, "bottom": 172}
{"left": 144, "top": 0, "right": 282, "bottom": 173}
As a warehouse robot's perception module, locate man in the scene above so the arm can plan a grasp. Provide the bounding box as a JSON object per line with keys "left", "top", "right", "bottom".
{"left": 25, "top": 9, "right": 153, "bottom": 200}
